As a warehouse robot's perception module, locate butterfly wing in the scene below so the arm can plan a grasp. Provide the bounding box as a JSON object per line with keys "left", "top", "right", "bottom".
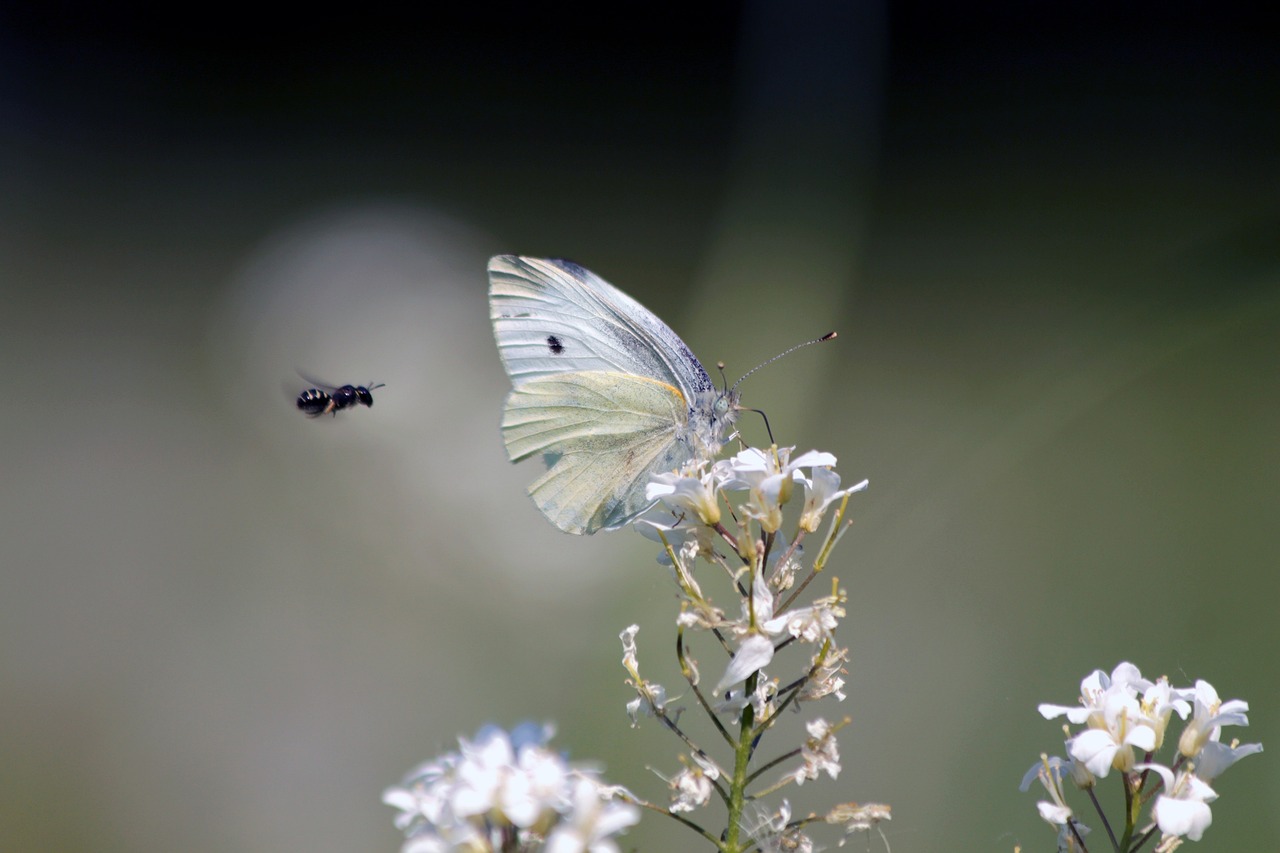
{"left": 488, "top": 255, "right": 715, "bottom": 399}
{"left": 501, "top": 371, "right": 692, "bottom": 534}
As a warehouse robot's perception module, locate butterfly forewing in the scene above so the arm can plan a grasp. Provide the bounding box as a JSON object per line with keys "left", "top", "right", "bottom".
{"left": 489, "top": 255, "right": 715, "bottom": 399}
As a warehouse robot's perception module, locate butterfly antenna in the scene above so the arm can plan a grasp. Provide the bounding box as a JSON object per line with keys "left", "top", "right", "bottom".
{"left": 724, "top": 332, "right": 837, "bottom": 446}
{"left": 716, "top": 361, "right": 731, "bottom": 394}
{"left": 730, "top": 331, "right": 837, "bottom": 392}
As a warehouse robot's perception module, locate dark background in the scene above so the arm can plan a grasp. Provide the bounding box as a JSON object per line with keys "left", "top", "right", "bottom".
{"left": 3, "top": 4, "right": 1276, "bottom": 851}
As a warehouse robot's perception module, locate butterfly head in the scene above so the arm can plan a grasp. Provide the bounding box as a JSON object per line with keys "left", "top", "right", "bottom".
{"left": 687, "top": 387, "right": 741, "bottom": 460}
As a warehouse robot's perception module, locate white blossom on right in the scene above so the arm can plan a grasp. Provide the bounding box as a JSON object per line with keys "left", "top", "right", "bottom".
{"left": 1026, "top": 663, "right": 1261, "bottom": 850}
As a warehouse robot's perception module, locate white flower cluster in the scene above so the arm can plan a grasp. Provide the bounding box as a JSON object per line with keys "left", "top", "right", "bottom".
{"left": 620, "top": 446, "right": 887, "bottom": 851}
{"left": 638, "top": 446, "right": 867, "bottom": 718}
{"left": 383, "top": 723, "right": 640, "bottom": 853}
{"left": 1023, "top": 662, "right": 1262, "bottom": 850}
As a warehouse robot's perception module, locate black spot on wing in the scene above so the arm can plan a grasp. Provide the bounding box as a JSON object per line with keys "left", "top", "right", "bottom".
{"left": 548, "top": 258, "right": 588, "bottom": 278}
{"left": 547, "top": 335, "right": 564, "bottom": 354}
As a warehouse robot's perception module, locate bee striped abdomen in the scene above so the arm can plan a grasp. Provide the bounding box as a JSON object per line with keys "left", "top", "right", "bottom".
{"left": 296, "top": 389, "right": 333, "bottom": 417}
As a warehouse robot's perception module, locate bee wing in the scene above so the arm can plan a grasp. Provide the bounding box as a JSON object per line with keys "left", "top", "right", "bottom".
{"left": 295, "top": 370, "right": 343, "bottom": 394}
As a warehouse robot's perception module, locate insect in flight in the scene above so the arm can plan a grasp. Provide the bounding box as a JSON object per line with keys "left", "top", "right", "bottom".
{"left": 488, "top": 254, "right": 834, "bottom": 535}
{"left": 295, "top": 375, "right": 386, "bottom": 417}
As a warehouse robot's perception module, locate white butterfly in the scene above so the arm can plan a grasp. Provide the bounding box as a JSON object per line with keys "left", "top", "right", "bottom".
{"left": 489, "top": 255, "right": 740, "bottom": 534}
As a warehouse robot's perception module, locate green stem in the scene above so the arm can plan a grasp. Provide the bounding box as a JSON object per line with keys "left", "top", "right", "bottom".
{"left": 721, "top": 671, "right": 757, "bottom": 852}
{"left": 1116, "top": 772, "right": 1137, "bottom": 852}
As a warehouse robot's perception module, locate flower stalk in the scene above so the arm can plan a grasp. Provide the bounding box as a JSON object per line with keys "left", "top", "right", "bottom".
{"left": 624, "top": 446, "right": 885, "bottom": 851}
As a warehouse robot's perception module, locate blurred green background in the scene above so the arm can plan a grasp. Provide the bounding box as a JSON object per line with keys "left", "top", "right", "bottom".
{"left": 2, "top": 3, "right": 1276, "bottom": 851}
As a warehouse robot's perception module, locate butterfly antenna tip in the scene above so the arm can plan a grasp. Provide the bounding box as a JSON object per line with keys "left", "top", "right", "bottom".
{"left": 731, "top": 331, "right": 836, "bottom": 446}
{"left": 731, "top": 331, "right": 838, "bottom": 391}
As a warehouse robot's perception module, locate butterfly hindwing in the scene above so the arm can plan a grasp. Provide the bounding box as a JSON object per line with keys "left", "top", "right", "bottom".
{"left": 501, "top": 371, "right": 692, "bottom": 534}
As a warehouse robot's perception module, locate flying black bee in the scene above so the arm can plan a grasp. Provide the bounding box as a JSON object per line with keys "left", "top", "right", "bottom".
{"left": 295, "top": 375, "right": 386, "bottom": 417}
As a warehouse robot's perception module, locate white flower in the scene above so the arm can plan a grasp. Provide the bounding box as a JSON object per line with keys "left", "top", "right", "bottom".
{"left": 400, "top": 822, "right": 484, "bottom": 853}
{"left": 762, "top": 593, "right": 844, "bottom": 644}
{"left": 714, "top": 634, "right": 775, "bottom": 696}
{"left": 383, "top": 754, "right": 459, "bottom": 833}
{"left": 620, "top": 625, "right": 639, "bottom": 673}
{"left": 1065, "top": 684, "right": 1157, "bottom": 777}
{"left": 1019, "top": 755, "right": 1074, "bottom": 827}
{"left": 723, "top": 447, "right": 830, "bottom": 533}
{"left": 544, "top": 777, "right": 641, "bottom": 853}
{"left": 1040, "top": 663, "right": 1158, "bottom": 777}
{"left": 452, "top": 725, "right": 567, "bottom": 827}
{"left": 793, "top": 718, "right": 841, "bottom": 784}
{"left": 516, "top": 743, "right": 575, "bottom": 825}
{"left": 667, "top": 752, "right": 721, "bottom": 813}
{"left": 1138, "top": 763, "right": 1217, "bottom": 842}
{"left": 1177, "top": 679, "right": 1251, "bottom": 759}
{"left": 1039, "top": 661, "right": 1151, "bottom": 727}
{"left": 742, "top": 556, "right": 777, "bottom": 626}
{"left": 797, "top": 644, "right": 848, "bottom": 704}
{"left": 1019, "top": 757, "right": 1093, "bottom": 853}
{"left": 621, "top": 625, "right": 671, "bottom": 726}
{"left": 716, "top": 671, "right": 779, "bottom": 721}
{"left": 1136, "top": 675, "right": 1191, "bottom": 750}
{"left": 797, "top": 467, "right": 867, "bottom": 533}
{"left": 724, "top": 446, "right": 823, "bottom": 487}
{"left": 625, "top": 682, "right": 669, "bottom": 727}
{"left": 713, "top": 555, "right": 847, "bottom": 707}
{"left": 1195, "top": 738, "right": 1263, "bottom": 783}
{"left": 766, "top": 534, "right": 803, "bottom": 593}
{"left": 647, "top": 462, "right": 722, "bottom": 526}
{"left": 385, "top": 725, "right": 636, "bottom": 853}
{"left": 714, "top": 568, "right": 780, "bottom": 696}
{"left": 1107, "top": 661, "right": 1154, "bottom": 692}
